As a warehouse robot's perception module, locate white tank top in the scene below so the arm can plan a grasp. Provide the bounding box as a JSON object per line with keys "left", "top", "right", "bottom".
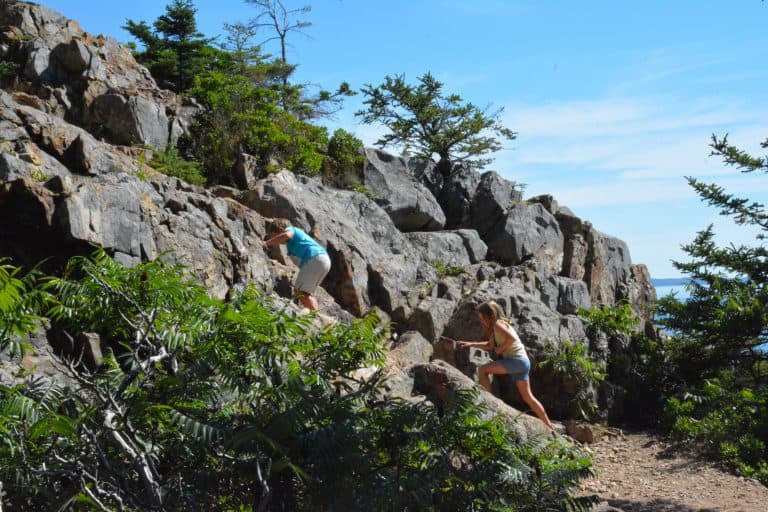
{"left": 493, "top": 324, "right": 527, "bottom": 359}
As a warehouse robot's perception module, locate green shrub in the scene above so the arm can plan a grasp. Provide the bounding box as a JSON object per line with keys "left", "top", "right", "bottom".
{"left": 0, "top": 250, "right": 598, "bottom": 510}
{"left": 665, "top": 375, "right": 768, "bottom": 484}
{"left": 185, "top": 70, "right": 329, "bottom": 185}
{"left": 430, "top": 260, "right": 465, "bottom": 278}
{"left": 149, "top": 146, "right": 206, "bottom": 186}
{"left": 351, "top": 183, "right": 376, "bottom": 200}
{"left": 540, "top": 339, "right": 607, "bottom": 420}
{"left": 323, "top": 128, "right": 365, "bottom": 188}
{"left": 578, "top": 302, "right": 638, "bottom": 337}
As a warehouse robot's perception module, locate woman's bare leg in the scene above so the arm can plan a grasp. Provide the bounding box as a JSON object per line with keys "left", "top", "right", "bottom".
{"left": 515, "top": 379, "right": 553, "bottom": 430}
{"left": 477, "top": 361, "right": 509, "bottom": 392}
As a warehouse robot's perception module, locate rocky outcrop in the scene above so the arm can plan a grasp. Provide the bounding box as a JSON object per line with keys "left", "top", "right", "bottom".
{"left": 0, "top": 1, "right": 198, "bottom": 150}
{"left": 437, "top": 163, "right": 481, "bottom": 228}
{"left": 0, "top": 2, "right": 662, "bottom": 428}
{"left": 469, "top": 171, "right": 523, "bottom": 236}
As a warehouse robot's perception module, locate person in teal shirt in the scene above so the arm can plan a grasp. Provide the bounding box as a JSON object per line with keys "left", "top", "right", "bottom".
{"left": 266, "top": 219, "right": 331, "bottom": 311}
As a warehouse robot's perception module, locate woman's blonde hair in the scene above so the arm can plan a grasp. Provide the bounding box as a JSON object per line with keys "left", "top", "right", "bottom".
{"left": 476, "top": 300, "right": 507, "bottom": 337}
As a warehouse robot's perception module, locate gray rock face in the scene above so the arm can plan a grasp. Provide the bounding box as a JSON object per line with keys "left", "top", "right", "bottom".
{"left": 454, "top": 229, "right": 488, "bottom": 263}
{"left": 239, "top": 170, "right": 435, "bottom": 315}
{"left": 388, "top": 331, "right": 433, "bottom": 368}
{"left": 90, "top": 94, "right": 170, "bottom": 150}
{"left": 407, "top": 296, "right": 457, "bottom": 343}
{"left": 233, "top": 152, "right": 264, "bottom": 190}
{"left": 362, "top": 148, "right": 446, "bottom": 231}
{"left": 405, "top": 156, "right": 442, "bottom": 197}
{"left": 538, "top": 274, "right": 592, "bottom": 315}
{"left": 437, "top": 163, "right": 481, "bottom": 228}
{"left": 405, "top": 229, "right": 488, "bottom": 268}
{"left": 0, "top": 167, "right": 276, "bottom": 301}
{"left": 0, "top": 329, "right": 77, "bottom": 389}
{"left": 585, "top": 230, "right": 632, "bottom": 305}
{"left": 0, "top": 2, "right": 199, "bottom": 149}
{"left": 485, "top": 202, "right": 564, "bottom": 273}
{"left": 406, "top": 231, "right": 472, "bottom": 268}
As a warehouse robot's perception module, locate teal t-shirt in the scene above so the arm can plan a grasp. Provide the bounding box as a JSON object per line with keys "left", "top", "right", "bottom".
{"left": 285, "top": 226, "right": 327, "bottom": 266}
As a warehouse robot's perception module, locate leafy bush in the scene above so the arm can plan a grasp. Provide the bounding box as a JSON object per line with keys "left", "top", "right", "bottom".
{"left": 149, "top": 146, "right": 206, "bottom": 186}
{"left": 578, "top": 302, "right": 638, "bottom": 338}
{"left": 0, "top": 261, "right": 49, "bottom": 356}
{"left": 0, "top": 251, "right": 597, "bottom": 510}
{"left": 350, "top": 183, "right": 376, "bottom": 200}
{"left": 539, "top": 339, "right": 606, "bottom": 420}
{"left": 322, "top": 128, "right": 365, "bottom": 189}
{"left": 185, "top": 70, "right": 329, "bottom": 185}
{"left": 665, "top": 375, "right": 768, "bottom": 484}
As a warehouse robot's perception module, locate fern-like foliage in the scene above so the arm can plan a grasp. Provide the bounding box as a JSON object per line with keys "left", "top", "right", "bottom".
{"left": 0, "top": 261, "right": 51, "bottom": 356}
{"left": 0, "top": 250, "right": 594, "bottom": 510}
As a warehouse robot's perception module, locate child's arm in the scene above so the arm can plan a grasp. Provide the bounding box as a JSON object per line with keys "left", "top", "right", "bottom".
{"left": 265, "top": 229, "right": 294, "bottom": 247}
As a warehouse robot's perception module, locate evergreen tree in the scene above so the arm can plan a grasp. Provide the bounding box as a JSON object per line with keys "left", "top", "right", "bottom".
{"left": 356, "top": 72, "right": 517, "bottom": 176}
{"left": 655, "top": 134, "right": 768, "bottom": 483}
{"left": 123, "top": 0, "right": 212, "bottom": 92}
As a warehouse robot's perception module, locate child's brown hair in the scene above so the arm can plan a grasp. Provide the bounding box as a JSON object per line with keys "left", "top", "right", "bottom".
{"left": 267, "top": 218, "right": 292, "bottom": 236}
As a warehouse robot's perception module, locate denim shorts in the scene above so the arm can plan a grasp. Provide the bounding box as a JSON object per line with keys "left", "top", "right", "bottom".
{"left": 498, "top": 356, "right": 531, "bottom": 381}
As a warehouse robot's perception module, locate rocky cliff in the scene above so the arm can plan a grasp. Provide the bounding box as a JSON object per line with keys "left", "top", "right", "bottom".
{"left": 0, "top": 2, "right": 657, "bottom": 429}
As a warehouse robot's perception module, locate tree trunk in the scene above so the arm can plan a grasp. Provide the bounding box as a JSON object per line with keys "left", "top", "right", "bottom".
{"left": 436, "top": 156, "right": 452, "bottom": 178}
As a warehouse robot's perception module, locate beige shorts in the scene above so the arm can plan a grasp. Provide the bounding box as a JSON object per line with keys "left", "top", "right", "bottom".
{"left": 295, "top": 253, "right": 331, "bottom": 294}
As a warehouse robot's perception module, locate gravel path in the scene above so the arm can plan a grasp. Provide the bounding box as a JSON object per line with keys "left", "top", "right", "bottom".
{"left": 577, "top": 429, "right": 768, "bottom": 512}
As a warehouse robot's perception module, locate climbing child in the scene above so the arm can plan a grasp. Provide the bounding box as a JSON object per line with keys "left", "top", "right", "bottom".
{"left": 265, "top": 219, "right": 331, "bottom": 312}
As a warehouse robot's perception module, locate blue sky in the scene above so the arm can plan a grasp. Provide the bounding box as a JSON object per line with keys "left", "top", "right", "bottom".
{"left": 43, "top": 0, "right": 768, "bottom": 278}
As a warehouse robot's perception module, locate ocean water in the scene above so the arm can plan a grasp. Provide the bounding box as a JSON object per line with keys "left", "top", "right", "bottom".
{"left": 654, "top": 284, "right": 691, "bottom": 301}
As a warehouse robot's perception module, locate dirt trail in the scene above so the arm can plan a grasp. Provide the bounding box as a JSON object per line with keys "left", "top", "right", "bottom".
{"left": 577, "top": 430, "right": 768, "bottom": 512}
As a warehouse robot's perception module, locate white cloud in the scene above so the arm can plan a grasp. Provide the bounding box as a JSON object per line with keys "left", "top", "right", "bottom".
{"left": 490, "top": 94, "right": 768, "bottom": 209}
{"left": 503, "top": 97, "right": 761, "bottom": 139}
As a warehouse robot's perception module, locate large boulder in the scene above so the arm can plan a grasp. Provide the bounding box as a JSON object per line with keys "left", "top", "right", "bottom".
{"left": 412, "top": 360, "right": 551, "bottom": 440}
{"left": 362, "top": 148, "right": 446, "bottom": 231}
{"left": 469, "top": 171, "right": 523, "bottom": 236}
{"left": 585, "top": 230, "right": 632, "bottom": 305}
{"left": 405, "top": 156, "right": 443, "bottom": 197}
{"left": 407, "top": 296, "right": 457, "bottom": 343}
{"left": 239, "top": 170, "right": 436, "bottom": 316}
{"left": 484, "top": 202, "right": 564, "bottom": 273}
{"left": 406, "top": 231, "right": 470, "bottom": 268}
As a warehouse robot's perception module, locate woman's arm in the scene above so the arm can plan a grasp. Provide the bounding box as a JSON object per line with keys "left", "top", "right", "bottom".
{"left": 456, "top": 340, "right": 493, "bottom": 351}
{"left": 265, "top": 229, "right": 294, "bottom": 247}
